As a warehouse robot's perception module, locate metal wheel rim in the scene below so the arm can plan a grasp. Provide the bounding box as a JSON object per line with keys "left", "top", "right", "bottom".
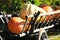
{"left": 40, "top": 33, "right": 48, "bottom": 40}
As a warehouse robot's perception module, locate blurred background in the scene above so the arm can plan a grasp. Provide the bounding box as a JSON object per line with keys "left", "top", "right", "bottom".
{"left": 0, "top": 0, "right": 60, "bottom": 14}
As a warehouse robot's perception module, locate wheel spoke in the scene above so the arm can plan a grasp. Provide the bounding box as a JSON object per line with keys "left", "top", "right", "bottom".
{"left": 40, "top": 33, "right": 48, "bottom": 40}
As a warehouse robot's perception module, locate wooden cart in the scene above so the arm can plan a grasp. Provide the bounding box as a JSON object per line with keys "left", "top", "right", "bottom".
{"left": 0, "top": 11, "right": 60, "bottom": 40}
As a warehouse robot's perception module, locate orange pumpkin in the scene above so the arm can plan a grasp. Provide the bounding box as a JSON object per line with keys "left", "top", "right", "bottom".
{"left": 39, "top": 4, "right": 54, "bottom": 22}
{"left": 52, "top": 6, "right": 60, "bottom": 19}
{"left": 42, "top": 6, "right": 53, "bottom": 12}
{"left": 55, "top": 14, "right": 59, "bottom": 19}
{"left": 39, "top": 4, "right": 53, "bottom": 12}
{"left": 54, "top": 10, "right": 60, "bottom": 19}
{"left": 45, "top": 16, "right": 51, "bottom": 22}
{"left": 8, "top": 17, "right": 29, "bottom": 34}
{"left": 57, "top": 14, "right": 60, "bottom": 19}
{"left": 43, "top": 6, "right": 60, "bottom": 22}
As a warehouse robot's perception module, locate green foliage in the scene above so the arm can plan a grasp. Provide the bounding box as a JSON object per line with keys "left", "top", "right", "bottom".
{"left": 0, "top": 0, "right": 24, "bottom": 14}
{"left": 0, "top": 0, "right": 60, "bottom": 14}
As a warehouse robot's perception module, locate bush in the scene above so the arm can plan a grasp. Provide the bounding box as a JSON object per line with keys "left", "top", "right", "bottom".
{"left": 0, "top": 0, "right": 60, "bottom": 14}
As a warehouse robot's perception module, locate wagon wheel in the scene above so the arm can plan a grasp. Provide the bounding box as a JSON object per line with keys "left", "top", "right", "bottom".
{"left": 38, "top": 29, "right": 48, "bottom": 40}
{"left": 0, "top": 36, "right": 4, "bottom": 40}
{"left": 40, "top": 33, "right": 48, "bottom": 40}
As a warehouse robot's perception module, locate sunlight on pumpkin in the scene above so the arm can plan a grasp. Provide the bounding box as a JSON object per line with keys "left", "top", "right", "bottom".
{"left": 8, "top": 17, "right": 29, "bottom": 34}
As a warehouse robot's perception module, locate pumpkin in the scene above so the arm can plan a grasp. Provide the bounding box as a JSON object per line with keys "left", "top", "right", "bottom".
{"left": 8, "top": 17, "right": 29, "bottom": 34}
{"left": 43, "top": 6, "right": 60, "bottom": 22}
{"left": 55, "top": 10, "right": 60, "bottom": 19}
{"left": 42, "top": 6, "right": 53, "bottom": 12}
{"left": 56, "top": 10, "right": 60, "bottom": 19}
{"left": 39, "top": 4, "right": 54, "bottom": 22}
{"left": 53, "top": 6, "right": 60, "bottom": 19}
{"left": 19, "top": 3, "right": 47, "bottom": 22}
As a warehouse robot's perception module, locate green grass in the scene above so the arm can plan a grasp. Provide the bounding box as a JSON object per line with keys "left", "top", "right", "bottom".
{"left": 51, "top": 36, "right": 60, "bottom": 40}
{"left": 48, "top": 31, "right": 60, "bottom": 40}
